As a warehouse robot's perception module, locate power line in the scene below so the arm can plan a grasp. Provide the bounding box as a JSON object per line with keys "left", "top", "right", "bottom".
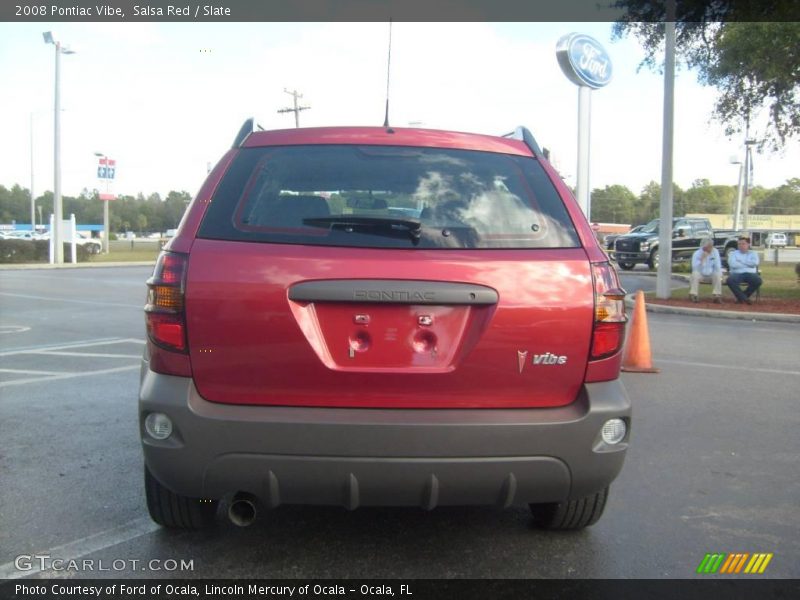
{"left": 277, "top": 88, "right": 310, "bottom": 128}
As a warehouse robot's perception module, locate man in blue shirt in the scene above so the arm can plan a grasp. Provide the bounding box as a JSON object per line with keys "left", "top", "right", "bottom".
{"left": 690, "top": 237, "right": 722, "bottom": 303}
{"left": 727, "top": 235, "right": 762, "bottom": 304}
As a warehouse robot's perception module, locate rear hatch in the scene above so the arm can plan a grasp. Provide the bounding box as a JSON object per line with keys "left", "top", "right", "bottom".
{"left": 185, "top": 243, "right": 593, "bottom": 408}
{"left": 185, "top": 141, "right": 593, "bottom": 409}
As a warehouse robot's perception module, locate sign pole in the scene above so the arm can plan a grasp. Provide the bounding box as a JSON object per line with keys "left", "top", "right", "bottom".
{"left": 576, "top": 85, "right": 592, "bottom": 218}
{"left": 96, "top": 154, "right": 115, "bottom": 254}
{"left": 103, "top": 192, "right": 110, "bottom": 254}
{"left": 556, "top": 33, "right": 612, "bottom": 220}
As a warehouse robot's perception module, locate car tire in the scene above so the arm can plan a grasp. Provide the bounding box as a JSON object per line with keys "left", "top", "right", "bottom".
{"left": 617, "top": 261, "right": 635, "bottom": 270}
{"left": 648, "top": 249, "right": 659, "bottom": 270}
{"left": 144, "top": 466, "right": 218, "bottom": 529}
{"left": 529, "top": 487, "right": 609, "bottom": 530}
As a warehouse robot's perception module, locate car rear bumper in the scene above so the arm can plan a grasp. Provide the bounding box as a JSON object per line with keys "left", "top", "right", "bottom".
{"left": 139, "top": 361, "right": 631, "bottom": 508}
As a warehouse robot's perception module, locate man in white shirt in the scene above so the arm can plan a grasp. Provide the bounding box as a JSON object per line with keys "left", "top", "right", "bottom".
{"left": 689, "top": 237, "right": 722, "bottom": 303}
{"left": 727, "top": 235, "right": 762, "bottom": 305}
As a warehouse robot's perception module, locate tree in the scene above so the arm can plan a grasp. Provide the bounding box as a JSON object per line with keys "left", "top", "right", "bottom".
{"left": 684, "top": 179, "right": 733, "bottom": 214}
{"left": 590, "top": 184, "right": 636, "bottom": 223}
{"left": 612, "top": 3, "right": 800, "bottom": 150}
{"left": 635, "top": 181, "right": 662, "bottom": 224}
{"left": 752, "top": 178, "right": 800, "bottom": 215}
{"left": 630, "top": 181, "right": 688, "bottom": 223}
{"left": 0, "top": 185, "right": 30, "bottom": 224}
{"left": 163, "top": 191, "right": 192, "bottom": 229}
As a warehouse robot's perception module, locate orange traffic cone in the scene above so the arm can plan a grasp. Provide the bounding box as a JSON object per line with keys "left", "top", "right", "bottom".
{"left": 621, "top": 290, "right": 659, "bottom": 373}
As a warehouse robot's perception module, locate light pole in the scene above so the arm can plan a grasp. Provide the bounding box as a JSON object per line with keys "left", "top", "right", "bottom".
{"left": 30, "top": 112, "right": 35, "bottom": 234}
{"left": 94, "top": 152, "right": 111, "bottom": 253}
{"left": 43, "top": 31, "right": 75, "bottom": 264}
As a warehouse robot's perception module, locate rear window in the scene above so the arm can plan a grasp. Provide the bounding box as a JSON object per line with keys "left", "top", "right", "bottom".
{"left": 199, "top": 145, "right": 580, "bottom": 249}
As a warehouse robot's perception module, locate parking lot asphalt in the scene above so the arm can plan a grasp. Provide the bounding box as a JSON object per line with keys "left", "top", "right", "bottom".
{"left": 0, "top": 266, "right": 798, "bottom": 580}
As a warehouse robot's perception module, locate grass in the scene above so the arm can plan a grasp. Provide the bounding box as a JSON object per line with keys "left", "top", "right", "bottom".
{"left": 655, "top": 263, "right": 800, "bottom": 301}
{"left": 90, "top": 248, "right": 160, "bottom": 263}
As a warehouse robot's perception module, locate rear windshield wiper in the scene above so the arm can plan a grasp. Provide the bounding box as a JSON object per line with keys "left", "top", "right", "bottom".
{"left": 303, "top": 216, "right": 422, "bottom": 241}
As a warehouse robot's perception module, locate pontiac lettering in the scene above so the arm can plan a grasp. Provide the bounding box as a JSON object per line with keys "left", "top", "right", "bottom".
{"left": 354, "top": 290, "right": 435, "bottom": 302}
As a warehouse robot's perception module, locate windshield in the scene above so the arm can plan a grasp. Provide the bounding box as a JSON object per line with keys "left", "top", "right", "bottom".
{"left": 199, "top": 145, "right": 580, "bottom": 249}
{"left": 639, "top": 219, "right": 659, "bottom": 234}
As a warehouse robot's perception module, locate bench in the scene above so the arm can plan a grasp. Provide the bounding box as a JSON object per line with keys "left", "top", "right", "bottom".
{"left": 722, "top": 270, "right": 761, "bottom": 303}
{"left": 696, "top": 269, "right": 761, "bottom": 303}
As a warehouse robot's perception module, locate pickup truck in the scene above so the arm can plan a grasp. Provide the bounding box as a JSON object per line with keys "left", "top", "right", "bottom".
{"left": 611, "top": 217, "right": 739, "bottom": 270}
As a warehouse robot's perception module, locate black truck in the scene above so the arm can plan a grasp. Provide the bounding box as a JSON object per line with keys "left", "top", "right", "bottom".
{"left": 611, "top": 217, "right": 739, "bottom": 270}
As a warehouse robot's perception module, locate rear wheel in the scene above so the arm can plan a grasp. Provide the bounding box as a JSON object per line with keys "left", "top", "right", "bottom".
{"left": 144, "top": 466, "right": 218, "bottom": 529}
{"left": 617, "top": 262, "right": 635, "bottom": 270}
{"left": 530, "top": 487, "right": 609, "bottom": 530}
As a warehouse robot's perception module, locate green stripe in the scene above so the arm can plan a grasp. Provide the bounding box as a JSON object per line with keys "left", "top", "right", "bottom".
{"left": 696, "top": 554, "right": 713, "bottom": 574}
{"left": 709, "top": 554, "right": 727, "bottom": 573}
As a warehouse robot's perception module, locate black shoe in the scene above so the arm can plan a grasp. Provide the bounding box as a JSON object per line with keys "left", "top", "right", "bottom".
{"left": 713, "top": 296, "right": 722, "bottom": 304}
{"left": 745, "top": 298, "right": 753, "bottom": 305}
{"left": 690, "top": 294, "right": 698, "bottom": 303}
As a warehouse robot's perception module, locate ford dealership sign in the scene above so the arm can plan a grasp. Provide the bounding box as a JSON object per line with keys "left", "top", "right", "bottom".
{"left": 556, "top": 33, "right": 613, "bottom": 89}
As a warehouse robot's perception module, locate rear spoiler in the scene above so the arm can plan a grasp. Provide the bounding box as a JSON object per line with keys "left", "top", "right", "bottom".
{"left": 232, "top": 118, "right": 265, "bottom": 148}
{"left": 501, "top": 126, "right": 548, "bottom": 159}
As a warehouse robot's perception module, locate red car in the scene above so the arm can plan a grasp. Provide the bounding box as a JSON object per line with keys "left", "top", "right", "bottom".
{"left": 140, "top": 122, "right": 630, "bottom": 530}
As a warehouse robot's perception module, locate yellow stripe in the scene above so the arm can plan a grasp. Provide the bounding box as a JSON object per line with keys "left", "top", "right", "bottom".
{"left": 734, "top": 553, "right": 749, "bottom": 573}
{"left": 744, "top": 554, "right": 766, "bottom": 573}
{"left": 758, "top": 553, "right": 774, "bottom": 574}
{"left": 744, "top": 554, "right": 760, "bottom": 574}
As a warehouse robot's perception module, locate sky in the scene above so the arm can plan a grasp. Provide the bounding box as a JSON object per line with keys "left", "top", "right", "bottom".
{"left": 1, "top": 21, "right": 798, "bottom": 202}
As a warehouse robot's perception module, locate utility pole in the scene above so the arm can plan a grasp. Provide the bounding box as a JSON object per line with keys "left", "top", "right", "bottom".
{"left": 743, "top": 120, "right": 755, "bottom": 233}
{"left": 277, "top": 88, "right": 310, "bottom": 128}
{"left": 656, "top": 0, "right": 676, "bottom": 300}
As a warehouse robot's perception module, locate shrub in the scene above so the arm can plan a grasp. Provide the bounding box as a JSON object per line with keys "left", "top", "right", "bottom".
{"left": 0, "top": 240, "right": 93, "bottom": 264}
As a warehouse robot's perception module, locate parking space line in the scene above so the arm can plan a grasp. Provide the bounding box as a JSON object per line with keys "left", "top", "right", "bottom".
{"left": 0, "top": 365, "right": 140, "bottom": 388}
{"left": 657, "top": 358, "right": 800, "bottom": 377}
{"left": 25, "top": 351, "right": 143, "bottom": 358}
{"left": 0, "top": 338, "right": 144, "bottom": 357}
{"left": 0, "top": 517, "right": 160, "bottom": 580}
{"left": 0, "top": 291, "right": 141, "bottom": 309}
{"left": 0, "top": 325, "right": 31, "bottom": 335}
{"left": 0, "top": 368, "right": 68, "bottom": 376}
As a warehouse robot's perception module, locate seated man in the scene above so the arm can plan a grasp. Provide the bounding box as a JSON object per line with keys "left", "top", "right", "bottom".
{"left": 726, "top": 235, "right": 762, "bottom": 305}
{"left": 690, "top": 237, "right": 722, "bottom": 303}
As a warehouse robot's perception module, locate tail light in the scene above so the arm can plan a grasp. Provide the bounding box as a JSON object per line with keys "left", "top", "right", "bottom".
{"left": 590, "top": 262, "right": 627, "bottom": 361}
{"left": 145, "top": 252, "right": 188, "bottom": 352}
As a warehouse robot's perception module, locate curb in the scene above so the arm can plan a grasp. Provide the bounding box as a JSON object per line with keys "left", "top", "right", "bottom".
{"left": 624, "top": 294, "right": 800, "bottom": 323}
{"left": 623, "top": 272, "right": 800, "bottom": 323}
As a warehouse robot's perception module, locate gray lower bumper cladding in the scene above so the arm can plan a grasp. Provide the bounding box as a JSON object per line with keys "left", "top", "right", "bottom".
{"left": 140, "top": 362, "right": 631, "bottom": 509}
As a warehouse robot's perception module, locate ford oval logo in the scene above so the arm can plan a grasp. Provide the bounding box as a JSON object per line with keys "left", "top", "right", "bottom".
{"left": 556, "top": 33, "right": 613, "bottom": 89}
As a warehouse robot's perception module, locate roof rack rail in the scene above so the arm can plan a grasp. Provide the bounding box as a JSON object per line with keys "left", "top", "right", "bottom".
{"left": 502, "top": 126, "right": 543, "bottom": 158}
{"left": 232, "top": 118, "right": 265, "bottom": 148}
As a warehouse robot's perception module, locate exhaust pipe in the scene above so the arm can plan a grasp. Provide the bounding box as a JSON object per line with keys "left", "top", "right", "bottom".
{"left": 227, "top": 492, "right": 258, "bottom": 527}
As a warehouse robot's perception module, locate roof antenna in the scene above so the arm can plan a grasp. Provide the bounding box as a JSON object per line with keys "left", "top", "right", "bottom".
{"left": 383, "top": 19, "right": 393, "bottom": 130}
